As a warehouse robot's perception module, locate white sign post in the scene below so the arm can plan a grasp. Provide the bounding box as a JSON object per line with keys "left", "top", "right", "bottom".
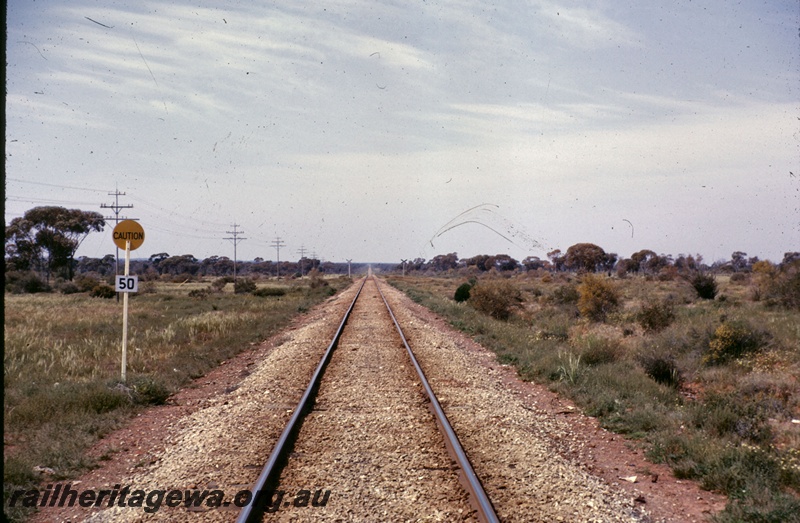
{"left": 121, "top": 241, "right": 131, "bottom": 382}
{"left": 113, "top": 220, "right": 145, "bottom": 382}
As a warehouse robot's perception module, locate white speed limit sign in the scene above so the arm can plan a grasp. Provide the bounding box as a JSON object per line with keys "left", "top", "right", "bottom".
{"left": 115, "top": 275, "right": 139, "bottom": 293}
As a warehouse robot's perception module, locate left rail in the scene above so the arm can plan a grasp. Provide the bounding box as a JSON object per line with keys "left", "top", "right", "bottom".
{"left": 235, "top": 277, "right": 367, "bottom": 523}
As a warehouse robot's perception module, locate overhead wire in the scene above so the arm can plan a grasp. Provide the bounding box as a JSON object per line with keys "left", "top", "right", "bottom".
{"left": 7, "top": 178, "right": 285, "bottom": 258}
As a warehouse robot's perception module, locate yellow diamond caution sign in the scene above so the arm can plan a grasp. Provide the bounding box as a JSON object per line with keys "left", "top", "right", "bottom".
{"left": 113, "top": 220, "right": 145, "bottom": 250}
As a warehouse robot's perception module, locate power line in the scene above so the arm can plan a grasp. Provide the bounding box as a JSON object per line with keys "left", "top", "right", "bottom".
{"left": 6, "top": 196, "right": 101, "bottom": 206}
{"left": 223, "top": 224, "right": 246, "bottom": 281}
{"left": 6, "top": 177, "right": 108, "bottom": 193}
{"left": 297, "top": 245, "right": 307, "bottom": 276}
{"left": 271, "top": 236, "right": 286, "bottom": 277}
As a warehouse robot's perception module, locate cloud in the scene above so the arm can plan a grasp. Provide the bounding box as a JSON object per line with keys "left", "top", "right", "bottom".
{"left": 534, "top": 2, "right": 641, "bottom": 49}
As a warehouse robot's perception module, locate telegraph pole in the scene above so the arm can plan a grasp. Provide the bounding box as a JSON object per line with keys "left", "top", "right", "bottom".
{"left": 101, "top": 189, "right": 136, "bottom": 302}
{"left": 401, "top": 259, "right": 408, "bottom": 277}
{"left": 223, "top": 224, "right": 246, "bottom": 282}
{"left": 271, "top": 237, "right": 286, "bottom": 277}
{"left": 100, "top": 189, "right": 136, "bottom": 276}
{"left": 297, "top": 245, "right": 307, "bottom": 276}
{"left": 346, "top": 259, "right": 352, "bottom": 278}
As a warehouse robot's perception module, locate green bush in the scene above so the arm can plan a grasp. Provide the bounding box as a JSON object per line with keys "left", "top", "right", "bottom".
{"left": 131, "top": 377, "right": 171, "bottom": 405}
{"left": 705, "top": 321, "right": 767, "bottom": 365}
{"left": 638, "top": 352, "right": 683, "bottom": 387}
{"left": 90, "top": 284, "right": 116, "bottom": 299}
{"left": 253, "top": 286, "right": 286, "bottom": 297}
{"left": 86, "top": 386, "right": 131, "bottom": 413}
{"left": 58, "top": 281, "right": 81, "bottom": 295}
{"left": 4, "top": 271, "right": 50, "bottom": 294}
{"left": 549, "top": 283, "right": 579, "bottom": 305}
{"left": 771, "top": 262, "right": 800, "bottom": 310}
{"left": 454, "top": 283, "right": 472, "bottom": 302}
{"left": 188, "top": 288, "right": 210, "bottom": 299}
{"left": 576, "top": 336, "right": 620, "bottom": 365}
{"left": 690, "top": 272, "right": 718, "bottom": 300}
{"left": 577, "top": 275, "right": 619, "bottom": 322}
{"left": 308, "top": 269, "right": 329, "bottom": 289}
{"left": 468, "top": 280, "right": 522, "bottom": 320}
{"left": 695, "top": 393, "right": 773, "bottom": 444}
{"left": 74, "top": 274, "right": 100, "bottom": 292}
{"left": 637, "top": 300, "right": 676, "bottom": 332}
{"left": 234, "top": 278, "right": 257, "bottom": 294}
{"left": 210, "top": 278, "right": 229, "bottom": 291}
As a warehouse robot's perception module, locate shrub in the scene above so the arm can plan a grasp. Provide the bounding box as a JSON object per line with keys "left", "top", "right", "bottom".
{"left": 637, "top": 300, "right": 676, "bottom": 332}
{"left": 308, "top": 268, "right": 328, "bottom": 289}
{"left": 74, "top": 274, "right": 100, "bottom": 292}
{"left": 210, "top": 278, "right": 228, "bottom": 292}
{"left": 131, "top": 377, "right": 171, "bottom": 405}
{"left": 690, "top": 272, "right": 718, "bottom": 300}
{"left": 638, "top": 352, "right": 683, "bottom": 387}
{"left": 772, "top": 262, "right": 800, "bottom": 310}
{"left": 577, "top": 336, "right": 620, "bottom": 365}
{"left": 577, "top": 275, "right": 619, "bottom": 322}
{"left": 729, "top": 272, "right": 748, "bottom": 284}
{"left": 4, "top": 271, "right": 50, "bottom": 294}
{"left": 90, "top": 284, "right": 116, "bottom": 299}
{"left": 253, "top": 287, "right": 286, "bottom": 297}
{"left": 705, "top": 321, "right": 768, "bottom": 365}
{"left": 58, "top": 281, "right": 81, "bottom": 294}
{"left": 234, "top": 278, "right": 257, "bottom": 294}
{"left": 85, "top": 385, "right": 131, "bottom": 413}
{"left": 468, "top": 280, "right": 522, "bottom": 320}
{"left": 454, "top": 283, "right": 472, "bottom": 302}
{"left": 188, "top": 288, "right": 210, "bottom": 299}
{"left": 695, "top": 393, "right": 773, "bottom": 444}
{"left": 658, "top": 266, "right": 678, "bottom": 281}
{"left": 549, "top": 284, "right": 579, "bottom": 305}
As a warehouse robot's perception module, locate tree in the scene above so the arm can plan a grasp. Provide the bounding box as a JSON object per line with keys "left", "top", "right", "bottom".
{"left": 522, "top": 256, "right": 546, "bottom": 271}
{"left": 486, "top": 254, "right": 518, "bottom": 271}
{"left": 674, "top": 253, "right": 701, "bottom": 273}
{"left": 547, "top": 249, "right": 566, "bottom": 272}
{"left": 5, "top": 206, "right": 105, "bottom": 281}
{"left": 159, "top": 254, "right": 200, "bottom": 276}
{"left": 629, "top": 249, "right": 657, "bottom": 274}
{"left": 75, "top": 254, "right": 116, "bottom": 276}
{"left": 430, "top": 253, "right": 459, "bottom": 272}
{"left": 565, "top": 243, "right": 607, "bottom": 273}
{"left": 731, "top": 251, "right": 748, "bottom": 272}
{"left": 464, "top": 254, "right": 491, "bottom": 272}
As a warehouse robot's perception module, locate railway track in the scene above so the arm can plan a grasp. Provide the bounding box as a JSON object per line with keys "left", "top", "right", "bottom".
{"left": 237, "top": 276, "right": 498, "bottom": 522}
{"left": 40, "top": 276, "right": 652, "bottom": 522}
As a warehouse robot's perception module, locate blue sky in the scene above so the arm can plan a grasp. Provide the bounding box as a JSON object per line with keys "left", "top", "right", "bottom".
{"left": 6, "top": 1, "right": 799, "bottom": 264}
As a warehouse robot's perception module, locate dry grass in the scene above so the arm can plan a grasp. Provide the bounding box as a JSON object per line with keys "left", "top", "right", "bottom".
{"left": 389, "top": 273, "right": 800, "bottom": 522}
{"left": 3, "top": 277, "right": 351, "bottom": 522}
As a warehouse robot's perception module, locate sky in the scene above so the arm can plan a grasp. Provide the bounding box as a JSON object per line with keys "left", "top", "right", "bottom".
{"left": 6, "top": 0, "right": 799, "bottom": 264}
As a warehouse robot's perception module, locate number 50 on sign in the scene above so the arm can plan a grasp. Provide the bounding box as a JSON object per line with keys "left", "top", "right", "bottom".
{"left": 115, "top": 275, "right": 139, "bottom": 293}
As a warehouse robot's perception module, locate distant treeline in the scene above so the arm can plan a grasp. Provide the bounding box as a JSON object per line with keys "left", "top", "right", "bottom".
{"left": 394, "top": 245, "right": 800, "bottom": 277}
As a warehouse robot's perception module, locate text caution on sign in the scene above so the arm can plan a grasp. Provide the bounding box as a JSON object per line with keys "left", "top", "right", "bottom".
{"left": 115, "top": 275, "right": 139, "bottom": 293}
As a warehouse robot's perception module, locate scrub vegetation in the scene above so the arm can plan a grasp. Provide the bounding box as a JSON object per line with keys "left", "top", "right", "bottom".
{"left": 3, "top": 277, "right": 349, "bottom": 522}
{"left": 389, "top": 271, "right": 800, "bottom": 522}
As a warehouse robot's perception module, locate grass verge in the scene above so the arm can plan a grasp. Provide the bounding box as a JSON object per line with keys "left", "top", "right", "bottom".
{"left": 4, "top": 277, "right": 350, "bottom": 522}
{"left": 389, "top": 275, "right": 800, "bottom": 523}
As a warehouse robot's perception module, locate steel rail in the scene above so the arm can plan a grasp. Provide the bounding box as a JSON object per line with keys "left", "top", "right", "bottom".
{"left": 236, "top": 276, "right": 367, "bottom": 523}
{"left": 374, "top": 278, "right": 501, "bottom": 523}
